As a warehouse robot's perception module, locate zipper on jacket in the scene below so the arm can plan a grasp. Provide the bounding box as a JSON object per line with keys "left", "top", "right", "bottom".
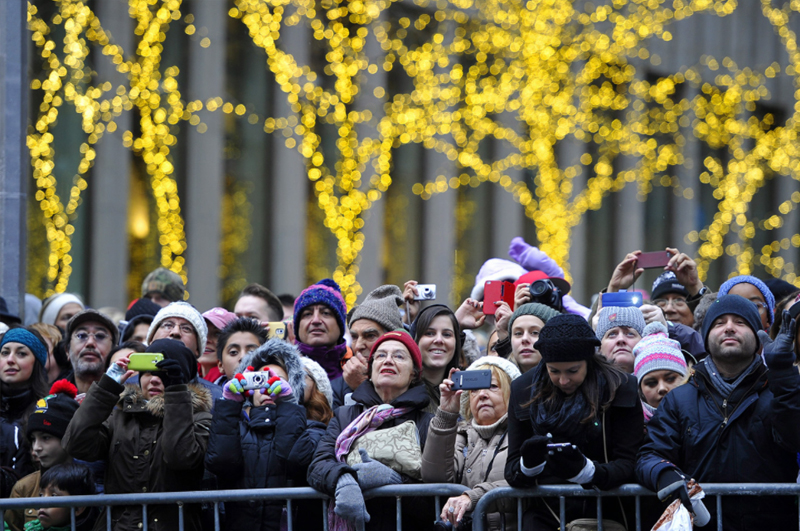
{"left": 721, "top": 399, "right": 728, "bottom": 426}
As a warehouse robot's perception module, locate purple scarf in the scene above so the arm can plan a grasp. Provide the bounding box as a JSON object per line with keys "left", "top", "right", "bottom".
{"left": 296, "top": 341, "right": 348, "bottom": 381}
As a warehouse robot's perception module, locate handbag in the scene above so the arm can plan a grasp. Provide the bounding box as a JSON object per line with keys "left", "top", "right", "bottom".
{"left": 345, "top": 420, "right": 423, "bottom": 480}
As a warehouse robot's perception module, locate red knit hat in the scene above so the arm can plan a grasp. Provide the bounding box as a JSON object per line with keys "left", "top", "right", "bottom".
{"left": 368, "top": 330, "right": 422, "bottom": 370}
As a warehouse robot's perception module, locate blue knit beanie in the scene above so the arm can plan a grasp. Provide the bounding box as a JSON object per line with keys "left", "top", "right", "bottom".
{"left": 700, "top": 294, "right": 762, "bottom": 353}
{"left": 718, "top": 275, "right": 775, "bottom": 326}
{"left": 293, "top": 279, "right": 348, "bottom": 341}
{"left": 0, "top": 328, "right": 49, "bottom": 367}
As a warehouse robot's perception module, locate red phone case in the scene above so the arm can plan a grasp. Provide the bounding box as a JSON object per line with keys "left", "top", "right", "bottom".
{"left": 636, "top": 251, "right": 672, "bottom": 269}
{"left": 483, "top": 280, "right": 515, "bottom": 315}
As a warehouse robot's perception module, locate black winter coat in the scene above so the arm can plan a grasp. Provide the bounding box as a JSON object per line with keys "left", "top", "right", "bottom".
{"left": 636, "top": 359, "right": 800, "bottom": 530}
{"left": 504, "top": 368, "right": 643, "bottom": 529}
{"left": 205, "top": 398, "right": 312, "bottom": 531}
{"left": 307, "top": 381, "right": 436, "bottom": 531}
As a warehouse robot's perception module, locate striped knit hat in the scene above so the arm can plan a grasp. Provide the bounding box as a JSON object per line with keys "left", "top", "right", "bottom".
{"left": 293, "top": 279, "right": 348, "bottom": 342}
{"left": 633, "top": 322, "right": 687, "bottom": 383}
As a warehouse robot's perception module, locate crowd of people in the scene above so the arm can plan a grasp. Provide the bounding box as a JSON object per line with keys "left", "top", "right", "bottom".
{"left": 2, "top": 236, "right": 800, "bottom": 531}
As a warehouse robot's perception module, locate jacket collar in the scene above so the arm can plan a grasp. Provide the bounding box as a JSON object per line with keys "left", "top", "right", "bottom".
{"left": 351, "top": 380, "right": 430, "bottom": 409}
{"left": 120, "top": 382, "right": 213, "bottom": 418}
{"left": 693, "top": 358, "right": 768, "bottom": 398}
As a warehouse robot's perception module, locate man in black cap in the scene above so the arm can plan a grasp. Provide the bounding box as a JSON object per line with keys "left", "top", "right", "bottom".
{"left": 65, "top": 310, "right": 119, "bottom": 395}
{"left": 637, "top": 295, "right": 800, "bottom": 530}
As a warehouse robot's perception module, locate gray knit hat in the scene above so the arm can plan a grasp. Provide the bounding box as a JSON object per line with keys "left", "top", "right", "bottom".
{"left": 595, "top": 306, "right": 645, "bottom": 340}
{"left": 147, "top": 301, "right": 208, "bottom": 356}
{"left": 301, "top": 357, "right": 334, "bottom": 408}
{"left": 507, "top": 303, "right": 560, "bottom": 336}
{"left": 347, "top": 285, "right": 404, "bottom": 332}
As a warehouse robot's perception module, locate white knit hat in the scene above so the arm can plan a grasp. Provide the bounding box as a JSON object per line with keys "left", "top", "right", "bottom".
{"left": 459, "top": 356, "right": 521, "bottom": 418}
{"left": 301, "top": 357, "right": 334, "bottom": 408}
{"left": 39, "top": 293, "right": 84, "bottom": 326}
{"left": 146, "top": 301, "right": 208, "bottom": 357}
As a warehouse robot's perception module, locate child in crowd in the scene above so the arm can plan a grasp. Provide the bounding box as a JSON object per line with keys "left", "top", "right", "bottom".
{"left": 17, "top": 463, "right": 98, "bottom": 531}
{"left": 6, "top": 380, "right": 79, "bottom": 531}
{"left": 632, "top": 322, "right": 689, "bottom": 425}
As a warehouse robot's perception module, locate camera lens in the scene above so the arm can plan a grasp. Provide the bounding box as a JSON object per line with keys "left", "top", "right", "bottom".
{"left": 530, "top": 280, "right": 550, "bottom": 297}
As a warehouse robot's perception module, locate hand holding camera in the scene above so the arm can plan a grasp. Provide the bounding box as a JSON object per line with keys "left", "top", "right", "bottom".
{"left": 545, "top": 443, "right": 588, "bottom": 481}
{"left": 520, "top": 434, "right": 551, "bottom": 469}
{"left": 223, "top": 378, "right": 246, "bottom": 402}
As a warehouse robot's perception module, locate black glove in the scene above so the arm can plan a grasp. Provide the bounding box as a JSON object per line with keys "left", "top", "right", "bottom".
{"left": 154, "top": 359, "right": 187, "bottom": 388}
{"left": 520, "top": 435, "right": 550, "bottom": 469}
{"left": 656, "top": 468, "right": 692, "bottom": 511}
{"left": 763, "top": 310, "right": 797, "bottom": 371}
{"left": 545, "top": 444, "right": 587, "bottom": 480}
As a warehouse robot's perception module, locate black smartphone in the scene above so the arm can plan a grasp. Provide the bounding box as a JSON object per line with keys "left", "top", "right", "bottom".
{"left": 450, "top": 370, "right": 492, "bottom": 391}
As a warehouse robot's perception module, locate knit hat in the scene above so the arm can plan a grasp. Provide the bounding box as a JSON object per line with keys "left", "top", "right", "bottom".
{"left": 348, "top": 285, "right": 404, "bottom": 332}
{"left": 141, "top": 267, "right": 185, "bottom": 303}
{"left": 470, "top": 259, "right": 528, "bottom": 301}
{"left": 238, "top": 339, "right": 306, "bottom": 405}
{"left": 534, "top": 314, "right": 600, "bottom": 363}
{"left": 701, "top": 294, "right": 763, "bottom": 353}
{"left": 651, "top": 272, "right": 689, "bottom": 301}
{"left": 514, "top": 270, "right": 571, "bottom": 296}
{"left": 633, "top": 322, "right": 688, "bottom": 384}
{"left": 718, "top": 275, "right": 775, "bottom": 326}
{"left": 147, "top": 302, "right": 208, "bottom": 356}
{"left": 459, "top": 356, "right": 521, "bottom": 418}
{"left": 507, "top": 303, "right": 560, "bottom": 336}
{"left": 146, "top": 338, "right": 197, "bottom": 381}
{"left": 293, "top": 279, "right": 348, "bottom": 342}
{"left": 301, "top": 357, "right": 334, "bottom": 408}
{"left": 27, "top": 380, "right": 79, "bottom": 438}
{"left": 595, "top": 306, "right": 646, "bottom": 340}
{"left": 766, "top": 278, "right": 798, "bottom": 305}
{"left": 125, "top": 298, "right": 161, "bottom": 322}
{"left": 368, "top": 330, "right": 423, "bottom": 370}
{"left": 203, "top": 307, "right": 238, "bottom": 331}
{"left": 66, "top": 309, "right": 120, "bottom": 348}
{"left": 38, "top": 293, "right": 83, "bottom": 327}
{"left": 0, "top": 328, "right": 49, "bottom": 367}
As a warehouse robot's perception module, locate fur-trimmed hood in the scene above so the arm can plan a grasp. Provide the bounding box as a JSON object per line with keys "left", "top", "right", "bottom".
{"left": 236, "top": 339, "right": 306, "bottom": 405}
{"left": 119, "top": 382, "right": 213, "bottom": 418}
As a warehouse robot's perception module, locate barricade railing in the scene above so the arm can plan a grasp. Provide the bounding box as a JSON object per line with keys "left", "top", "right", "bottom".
{"left": 471, "top": 483, "right": 800, "bottom": 531}
{"left": 0, "top": 483, "right": 468, "bottom": 531}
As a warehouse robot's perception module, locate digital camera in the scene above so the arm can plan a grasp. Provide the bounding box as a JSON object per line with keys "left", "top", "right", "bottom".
{"left": 529, "top": 279, "right": 563, "bottom": 312}
{"left": 414, "top": 284, "right": 437, "bottom": 301}
{"left": 240, "top": 371, "right": 269, "bottom": 391}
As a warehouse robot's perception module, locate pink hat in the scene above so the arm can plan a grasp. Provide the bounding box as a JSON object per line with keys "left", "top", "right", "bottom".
{"left": 203, "top": 307, "right": 238, "bottom": 330}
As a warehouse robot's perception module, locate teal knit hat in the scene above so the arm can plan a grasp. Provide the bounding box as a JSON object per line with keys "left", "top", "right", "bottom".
{"left": 507, "top": 303, "right": 560, "bottom": 336}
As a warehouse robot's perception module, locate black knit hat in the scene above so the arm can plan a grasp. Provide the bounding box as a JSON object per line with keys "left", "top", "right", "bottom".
{"left": 125, "top": 298, "right": 161, "bottom": 321}
{"left": 534, "top": 314, "right": 600, "bottom": 363}
{"left": 700, "top": 294, "right": 762, "bottom": 353}
{"left": 27, "top": 380, "right": 80, "bottom": 439}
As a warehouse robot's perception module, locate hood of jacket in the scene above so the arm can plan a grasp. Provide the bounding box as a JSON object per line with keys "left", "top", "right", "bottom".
{"left": 120, "top": 382, "right": 212, "bottom": 418}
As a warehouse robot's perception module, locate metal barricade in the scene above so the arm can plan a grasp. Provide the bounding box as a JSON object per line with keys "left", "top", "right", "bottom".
{"left": 0, "top": 483, "right": 469, "bottom": 531}
{"left": 471, "top": 483, "right": 800, "bottom": 531}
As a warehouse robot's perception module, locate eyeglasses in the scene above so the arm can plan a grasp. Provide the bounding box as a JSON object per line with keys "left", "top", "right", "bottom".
{"left": 653, "top": 298, "right": 688, "bottom": 309}
{"left": 160, "top": 321, "right": 196, "bottom": 335}
{"left": 750, "top": 300, "right": 768, "bottom": 314}
{"left": 373, "top": 351, "right": 408, "bottom": 362}
{"left": 73, "top": 331, "right": 110, "bottom": 343}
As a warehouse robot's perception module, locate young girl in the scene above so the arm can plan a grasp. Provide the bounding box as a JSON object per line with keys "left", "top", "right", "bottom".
{"left": 632, "top": 323, "right": 689, "bottom": 425}
{"left": 205, "top": 339, "right": 327, "bottom": 531}
{"left": 505, "top": 314, "right": 643, "bottom": 530}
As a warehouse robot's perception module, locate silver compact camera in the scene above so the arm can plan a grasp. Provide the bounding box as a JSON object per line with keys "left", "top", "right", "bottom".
{"left": 414, "top": 284, "right": 437, "bottom": 301}
{"left": 240, "top": 371, "right": 269, "bottom": 390}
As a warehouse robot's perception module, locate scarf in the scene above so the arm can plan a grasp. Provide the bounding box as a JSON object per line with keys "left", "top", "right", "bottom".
{"left": 642, "top": 400, "right": 657, "bottom": 424}
{"left": 330, "top": 403, "right": 412, "bottom": 531}
{"left": 704, "top": 356, "right": 763, "bottom": 398}
{"left": 24, "top": 520, "right": 71, "bottom": 531}
{"left": 296, "top": 341, "right": 348, "bottom": 381}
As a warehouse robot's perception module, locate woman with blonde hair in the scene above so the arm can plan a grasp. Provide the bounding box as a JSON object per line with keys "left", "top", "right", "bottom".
{"left": 422, "top": 357, "right": 521, "bottom": 530}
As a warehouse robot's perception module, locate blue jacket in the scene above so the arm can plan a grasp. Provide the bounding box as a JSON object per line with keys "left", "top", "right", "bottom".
{"left": 636, "top": 358, "right": 800, "bottom": 530}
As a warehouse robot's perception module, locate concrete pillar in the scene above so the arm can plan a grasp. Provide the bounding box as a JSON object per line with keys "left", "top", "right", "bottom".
{"left": 422, "top": 152, "right": 457, "bottom": 307}
{"left": 185, "top": 0, "right": 226, "bottom": 310}
{"left": 613, "top": 162, "right": 645, "bottom": 261}
{"left": 270, "top": 23, "right": 310, "bottom": 296}
{"left": 491, "top": 112, "right": 524, "bottom": 260}
{"left": 90, "top": 0, "right": 133, "bottom": 309}
{"left": 0, "top": 0, "right": 27, "bottom": 319}
{"left": 559, "top": 137, "right": 588, "bottom": 304}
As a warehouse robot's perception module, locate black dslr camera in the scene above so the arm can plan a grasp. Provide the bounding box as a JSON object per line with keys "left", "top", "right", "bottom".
{"left": 529, "top": 279, "right": 563, "bottom": 312}
{"left": 434, "top": 516, "right": 472, "bottom": 531}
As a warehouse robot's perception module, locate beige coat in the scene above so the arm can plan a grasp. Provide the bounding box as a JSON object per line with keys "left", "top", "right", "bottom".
{"left": 5, "top": 470, "right": 41, "bottom": 531}
{"left": 421, "top": 409, "right": 516, "bottom": 531}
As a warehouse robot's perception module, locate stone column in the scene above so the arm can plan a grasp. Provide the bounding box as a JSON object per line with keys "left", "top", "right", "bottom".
{"left": 491, "top": 112, "right": 524, "bottom": 260}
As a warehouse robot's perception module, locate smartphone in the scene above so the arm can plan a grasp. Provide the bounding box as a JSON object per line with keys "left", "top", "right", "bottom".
{"left": 547, "top": 443, "right": 572, "bottom": 450}
{"left": 483, "top": 280, "right": 515, "bottom": 315}
{"left": 601, "top": 291, "right": 643, "bottom": 308}
{"left": 636, "top": 251, "right": 672, "bottom": 269}
{"left": 267, "top": 322, "right": 286, "bottom": 340}
{"left": 414, "top": 284, "right": 437, "bottom": 301}
{"left": 450, "top": 370, "right": 492, "bottom": 391}
{"left": 127, "top": 353, "right": 164, "bottom": 372}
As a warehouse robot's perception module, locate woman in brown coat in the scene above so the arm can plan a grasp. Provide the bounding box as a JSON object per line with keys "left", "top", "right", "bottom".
{"left": 421, "top": 357, "right": 521, "bottom": 530}
{"left": 63, "top": 339, "right": 212, "bottom": 531}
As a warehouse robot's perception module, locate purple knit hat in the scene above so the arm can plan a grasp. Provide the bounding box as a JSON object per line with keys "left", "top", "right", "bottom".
{"left": 293, "top": 279, "right": 348, "bottom": 341}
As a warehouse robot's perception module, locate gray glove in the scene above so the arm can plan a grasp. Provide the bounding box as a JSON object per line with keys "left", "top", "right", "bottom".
{"left": 334, "top": 473, "right": 370, "bottom": 530}
{"left": 352, "top": 449, "right": 402, "bottom": 490}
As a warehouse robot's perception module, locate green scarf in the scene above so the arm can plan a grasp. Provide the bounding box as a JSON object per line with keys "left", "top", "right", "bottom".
{"left": 24, "top": 519, "right": 71, "bottom": 531}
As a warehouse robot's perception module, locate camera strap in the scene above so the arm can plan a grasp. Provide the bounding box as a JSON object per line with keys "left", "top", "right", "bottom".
{"left": 481, "top": 431, "right": 508, "bottom": 483}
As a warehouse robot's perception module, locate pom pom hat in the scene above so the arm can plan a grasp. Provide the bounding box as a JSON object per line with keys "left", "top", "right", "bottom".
{"left": 633, "top": 322, "right": 688, "bottom": 383}
{"left": 293, "top": 279, "right": 348, "bottom": 343}
{"left": 27, "top": 379, "right": 80, "bottom": 438}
